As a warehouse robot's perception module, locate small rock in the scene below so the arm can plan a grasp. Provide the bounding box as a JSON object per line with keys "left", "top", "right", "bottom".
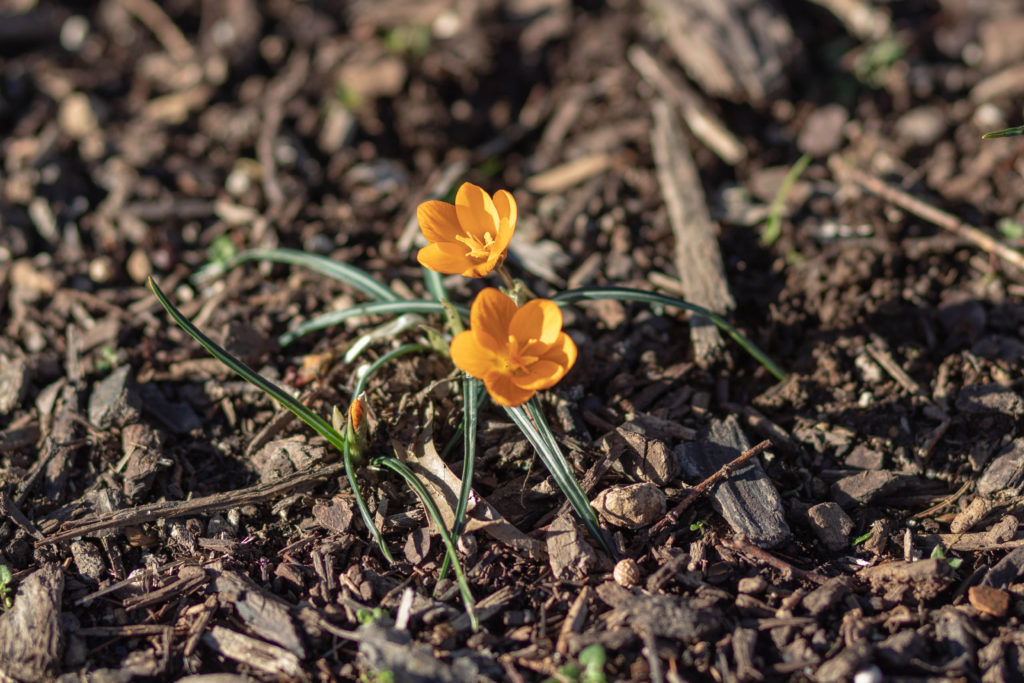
{"left": 59, "top": 92, "right": 100, "bottom": 140}
{"left": 845, "top": 444, "right": 885, "bottom": 470}
{"left": 832, "top": 471, "right": 904, "bottom": 509}
{"left": 0, "top": 356, "right": 30, "bottom": 415}
{"left": 88, "top": 365, "right": 143, "bottom": 429}
{"left": 736, "top": 575, "right": 767, "bottom": 595}
{"left": 592, "top": 482, "right": 666, "bottom": 529}
{"left": 604, "top": 426, "right": 679, "bottom": 485}
{"left": 968, "top": 585, "right": 1010, "bottom": 618}
{"left": 9, "top": 259, "right": 58, "bottom": 300}
{"left": 797, "top": 103, "right": 849, "bottom": 156}
{"left": 807, "top": 502, "right": 854, "bottom": 551}
{"left": 977, "top": 438, "right": 1024, "bottom": 496}
{"left": 613, "top": 558, "right": 641, "bottom": 588}
{"left": 955, "top": 384, "right": 1024, "bottom": 416}
{"left": 895, "top": 106, "right": 947, "bottom": 147}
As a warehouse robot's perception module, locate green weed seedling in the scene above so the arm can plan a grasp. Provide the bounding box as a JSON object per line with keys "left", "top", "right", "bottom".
{"left": 0, "top": 564, "right": 13, "bottom": 610}
{"left": 930, "top": 544, "right": 962, "bottom": 571}
{"left": 546, "top": 644, "right": 608, "bottom": 683}
{"left": 153, "top": 181, "right": 785, "bottom": 631}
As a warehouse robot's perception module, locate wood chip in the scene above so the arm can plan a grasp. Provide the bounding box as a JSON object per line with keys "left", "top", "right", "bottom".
{"left": 651, "top": 99, "right": 735, "bottom": 364}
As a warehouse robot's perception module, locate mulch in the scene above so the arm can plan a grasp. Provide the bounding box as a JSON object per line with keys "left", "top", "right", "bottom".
{"left": 3, "top": 0, "right": 1024, "bottom": 681}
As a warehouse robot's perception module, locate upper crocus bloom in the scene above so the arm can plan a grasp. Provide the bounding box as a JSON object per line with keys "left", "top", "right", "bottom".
{"left": 417, "top": 182, "right": 516, "bottom": 278}
{"left": 450, "top": 288, "right": 577, "bottom": 407}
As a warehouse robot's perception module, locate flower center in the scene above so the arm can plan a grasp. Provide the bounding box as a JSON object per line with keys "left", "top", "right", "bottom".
{"left": 456, "top": 231, "right": 496, "bottom": 262}
{"left": 501, "top": 336, "right": 539, "bottom": 375}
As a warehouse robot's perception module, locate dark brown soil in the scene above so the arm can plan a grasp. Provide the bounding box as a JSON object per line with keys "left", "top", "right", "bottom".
{"left": 3, "top": 0, "right": 1024, "bottom": 681}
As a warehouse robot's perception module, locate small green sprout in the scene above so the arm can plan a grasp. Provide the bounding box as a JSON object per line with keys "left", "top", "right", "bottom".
{"left": 360, "top": 669, "right": 395, "bottom": 683}
{"left": 95, "top": 345, "right": 119, "bottom": 373}
{"left": 356, "top": 606, "right": 386, "bottom": 625}
{"left": 689, "top": 520, "right": 709, "bottom": 535}
{"left": 206, "top": 234, "right": 237, "bottom": 268}
{"left": 930, "top": 545, "right": 962, "bottom": 571}
{"left": 0, "top": 564, "right": 13, "bottom": 610}
{"left": 997, "top": 217, "right": 1024, "bottom": 241}
{"left": 546, "top": 644, "right": 608, "bottom": 683}
{"left": 382, "top": 25, "right": 430, "bottom": 57}
{"left": 853, "top": 531, "right": 873, "bottom": 546}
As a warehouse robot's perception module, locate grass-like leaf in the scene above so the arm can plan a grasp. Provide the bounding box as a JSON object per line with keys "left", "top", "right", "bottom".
{"left": 552, "top": 286, "right": 786, "bottom": 381}
{"left": 196, "top": 247, "right": 401, "bottom": 303}
{"left": 371, "top": 455, "right": 479, "bottom": 631}
{"left": 762, "top": 153, "right": 811, "bottom": 246}
{"left": 148, "top": 277, "right": 394, "bottom": 562}
{"left": 279, "top": 300, "right": 470, "bottom": 346}
{"left": 982, "top": 125, "right": 1024, "bottom": 139}
{"left": 505, "top": 402, "right": 613, "bottom": 555}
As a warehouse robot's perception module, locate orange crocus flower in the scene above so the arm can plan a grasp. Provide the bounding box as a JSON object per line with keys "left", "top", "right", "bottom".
{"left": 417, "top": 182, "right": 516, "bottom": 278}
{"left": 450, "top": 288, "right": 577, "bottom": 407}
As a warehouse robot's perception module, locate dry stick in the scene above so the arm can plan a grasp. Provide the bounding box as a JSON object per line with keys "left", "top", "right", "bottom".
{"left": 830, "top": 156, "right": 1024, "bottom": 274}
{"left": 722, "top": 535, "right": 830, "bottom": 585}
{"left": 37, "top": 463, "right": 345, "bottom": 546}
{"left": 118, "top": 0, "right": 196, "bottom": 63}
{"left": 650, "top": 439, "right": 771, "bottom": 536}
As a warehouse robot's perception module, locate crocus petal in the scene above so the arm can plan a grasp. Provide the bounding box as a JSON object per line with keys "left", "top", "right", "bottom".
{"left": 510, "top": 299, "right": 562, "bottom": 346}
{"left": 450, "top": 330, "right": 499, "bottom": 378}
{"left": 510, "top": 360, "right": 566, "bottom": 391}
{"left": 417, "top": 200, "right": 462, "bottom": 243}
{"left": 417, "top": 242, "right": 472, "bottom": 274}
{"left": 483, "top": 371, "right": 535, "bottom": 407}
{"left": 538, "top": 332, "right": 578, "bottom": 371}
{"left": 492, "top": 189, "right": 517, "bottom": 252}
{"left": 470, "top": 288, "right": 517, "bottom": 344}
{"left": 455, "top": 182, "right": 500, "bottom": 242}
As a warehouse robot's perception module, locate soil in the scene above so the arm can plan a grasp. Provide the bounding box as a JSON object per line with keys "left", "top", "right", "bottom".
{"left": 3, "top": 0, "right": 1024, "bottom": 681}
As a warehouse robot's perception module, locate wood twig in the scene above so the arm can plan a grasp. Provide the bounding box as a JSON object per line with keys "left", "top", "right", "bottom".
{"left": 650, "top": 439, "right": 770, "bottom": 536}
{"left": 830, "top": 156, "right": 1024, "bottom": 274}
{"left": 37, "top": 463, "right": 345, "bottom": 546}
{"left": 722, "top": 534, "right": 829, "bottom": 585}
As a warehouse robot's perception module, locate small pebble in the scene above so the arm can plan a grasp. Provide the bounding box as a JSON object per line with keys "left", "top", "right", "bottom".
{"left": 613, "top": 558, "right": 641, "bottom": 588}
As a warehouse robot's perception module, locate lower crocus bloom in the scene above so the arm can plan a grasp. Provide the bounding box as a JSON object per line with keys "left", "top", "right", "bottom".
{"left": 417, "top": 182, "right": 516, "bottom": 278}
{"left": 450, "top": 288, "right": 577, "bottom": 407}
